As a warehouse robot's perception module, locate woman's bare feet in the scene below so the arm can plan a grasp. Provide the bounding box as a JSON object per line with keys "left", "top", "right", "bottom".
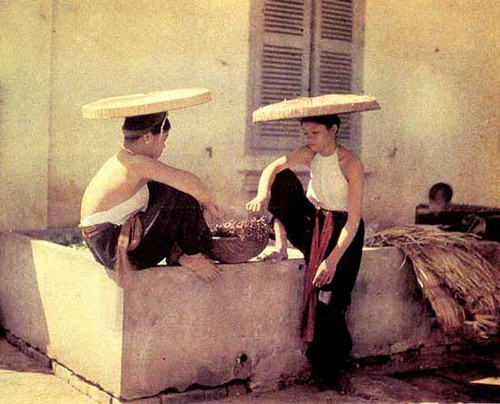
{"left": 178, "top": 253, "right": 222, "bottom": 282}
{"left": 256, "top": 249, "right": 288, "bottom": 262}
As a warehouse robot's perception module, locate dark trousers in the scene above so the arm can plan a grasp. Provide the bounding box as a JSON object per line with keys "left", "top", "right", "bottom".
{"left": 83, "top": 181, "right": 211, "bottom": 270}
{"left": 268, "top": 169, "right": 364, "bottom": 381}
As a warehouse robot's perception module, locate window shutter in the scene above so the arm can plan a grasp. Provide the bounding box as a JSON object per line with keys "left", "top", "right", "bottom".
{"left": 310, "top": 0, "right": 361, "bottom": 148}
{"left": 249, "top": 0, "right": 313, "bottom": 152}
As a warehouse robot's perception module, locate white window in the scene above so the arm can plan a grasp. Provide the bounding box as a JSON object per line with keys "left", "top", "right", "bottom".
{"left": 247, "top": 0, "right": 365, "bottom": 154}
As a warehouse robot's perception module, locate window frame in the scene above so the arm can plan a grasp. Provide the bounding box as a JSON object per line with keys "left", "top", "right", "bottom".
{"left": 246, "top": 0, "right": 366, "bottom": 155}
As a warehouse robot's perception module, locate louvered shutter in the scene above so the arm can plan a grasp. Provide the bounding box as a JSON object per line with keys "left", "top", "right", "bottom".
{"left": 310, "top": 0, "right": 362, "bottom": 148}
{"left": 249, "top": 0, "right": 312, "bottom": 152}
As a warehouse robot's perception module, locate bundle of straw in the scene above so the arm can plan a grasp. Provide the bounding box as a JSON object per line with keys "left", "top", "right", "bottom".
{"left": 366, "top": 225, "right": 499, "bottom": 337}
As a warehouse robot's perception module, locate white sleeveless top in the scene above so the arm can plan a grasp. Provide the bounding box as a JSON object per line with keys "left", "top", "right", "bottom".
{"left": 80, "top": 185, "right": 149, "bottom": 227}
{"left": 306, "top": 150, "right": 348, "bottom": 211}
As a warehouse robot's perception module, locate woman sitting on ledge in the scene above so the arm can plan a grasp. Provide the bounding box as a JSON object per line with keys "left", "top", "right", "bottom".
{"left": 80, "top": 112, "right": 222, "bottom": 282}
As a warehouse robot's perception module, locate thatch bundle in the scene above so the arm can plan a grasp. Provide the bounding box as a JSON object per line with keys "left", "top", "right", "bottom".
{"left": 366, "top": 225, "right": 499, "bottom": 337}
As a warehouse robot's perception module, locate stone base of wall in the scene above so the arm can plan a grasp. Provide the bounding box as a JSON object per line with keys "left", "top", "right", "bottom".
{"left": 3, "top": 328, "right": 252, "bottom": 404}
{"left": 5, "top": 328, "right": 498, "bottom": 403}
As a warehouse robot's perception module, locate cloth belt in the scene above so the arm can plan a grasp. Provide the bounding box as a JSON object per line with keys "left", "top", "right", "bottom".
{"left": 81, "top": 213, "right": 143, "bottom": 284}
{"left": 301, "top": 209, "right": 334, "bottom": 344}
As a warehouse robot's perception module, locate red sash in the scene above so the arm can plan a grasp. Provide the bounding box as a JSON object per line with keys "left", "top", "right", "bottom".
{"left": 301, "top": 210, "right": 334, "bottom": 344}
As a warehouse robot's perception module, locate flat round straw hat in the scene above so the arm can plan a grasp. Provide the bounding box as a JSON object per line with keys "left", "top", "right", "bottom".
{"left": 252, "top": 93, "right": 380, "bottom": 122}
{"left": 82, "top": 88, "right": 211, "bottom": 119}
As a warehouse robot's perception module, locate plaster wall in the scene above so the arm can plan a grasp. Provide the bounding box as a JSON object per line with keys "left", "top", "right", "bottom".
{"left": 0, "top": 1, "right": 52, "bottom": 230}
{"left": 48, "top": 0, "right": 252, "bottom": 226}
{"left": 362, "top": 0, "right": 500, "bottom": 228}
{"left": 3, "top": 1, "right": 498, "bottom": 231}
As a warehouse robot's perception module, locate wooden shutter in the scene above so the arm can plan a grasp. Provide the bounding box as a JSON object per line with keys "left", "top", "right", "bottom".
{"left": 310, "top": 0, "right": 364, "bottom": 149}
{"left": 248, "top": 0, "right": 312, "bottom": 153}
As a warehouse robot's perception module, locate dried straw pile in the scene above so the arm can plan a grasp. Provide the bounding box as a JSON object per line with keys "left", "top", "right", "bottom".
{"left": 366, "top": 225, "right": 499, "bottom": 337}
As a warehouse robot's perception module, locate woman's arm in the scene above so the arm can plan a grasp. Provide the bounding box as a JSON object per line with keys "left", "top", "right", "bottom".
{"left": 246, "top": 147, "right": 314, "bottom": 212}
{"left": 313, "top": 151, "right": 364, "bottom": 287}
{"left": 128, "top": 155, "right": 214, "bottom": 206}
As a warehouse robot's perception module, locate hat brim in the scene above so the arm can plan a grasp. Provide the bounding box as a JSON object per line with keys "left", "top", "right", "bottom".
{"left": 82, "top": 88, "right": 211, "bottom": 119}
{"left": 252, "top": 94, "right": 380, "bottom": 123}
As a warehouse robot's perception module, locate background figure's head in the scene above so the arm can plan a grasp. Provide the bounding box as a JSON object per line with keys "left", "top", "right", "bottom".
{"left": 300, "top": 114, "right": 341, "bottom": 153}
{"left": 122, "top": 112, "right": 171, "bottom": 158}
{"left": 428, "top": 182, "right": 453, "bottom": 212}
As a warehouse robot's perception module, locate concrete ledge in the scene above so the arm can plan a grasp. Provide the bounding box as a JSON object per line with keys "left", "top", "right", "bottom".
{"left": 0, "top": 231, "right": 307, "bottom": 400}
{"left": 3, "top": 327, "right": 249, "bottom": 404}
{"left": 1, "top": 231, "right": 496, "bottom": 400}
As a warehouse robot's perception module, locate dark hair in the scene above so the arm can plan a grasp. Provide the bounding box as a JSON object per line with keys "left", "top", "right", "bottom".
{"left": 428, "top": 182, "right": 453, "bottom": 202}
{"left": 151, "top": 117, "right": 170, "bottom": 135}
{"left": 300, "top": 114, "right": 341, "bottom": 130}
{"left": 122, "top": 112, "right": 170, "bottom": 140}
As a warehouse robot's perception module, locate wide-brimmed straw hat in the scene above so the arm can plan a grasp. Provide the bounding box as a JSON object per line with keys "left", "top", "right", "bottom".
{"left": 252, "top": 93, "right": 380, "bottom": 122}
{"left": 82, "top": 88, "right": 211, "bottom": 119}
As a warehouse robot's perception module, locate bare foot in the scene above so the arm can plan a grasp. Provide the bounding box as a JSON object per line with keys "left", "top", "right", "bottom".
{"left": 256, "top": 249, "right": 288, "bottom": 262}
{"left": 179, "top": 253, "right": 222, "bottom": 282}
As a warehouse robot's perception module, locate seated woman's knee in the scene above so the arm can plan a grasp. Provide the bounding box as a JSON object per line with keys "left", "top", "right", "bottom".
{"left": 149, "top": 181, "right": 201, "bottom": 210}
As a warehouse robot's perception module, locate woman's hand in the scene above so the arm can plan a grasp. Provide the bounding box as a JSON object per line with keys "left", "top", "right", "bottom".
{"left": 246, "top": 195, "right": 268, "bottom": 213}
{"left": 203, "top": 202, "right": 222, "bottom": 227}
{"left": 313, "top": 259, "right": 337, "bottom": 287}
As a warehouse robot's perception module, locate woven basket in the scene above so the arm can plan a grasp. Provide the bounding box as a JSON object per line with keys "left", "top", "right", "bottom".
{"left": 208, "top": 236, "right": 268, "bottom": 264}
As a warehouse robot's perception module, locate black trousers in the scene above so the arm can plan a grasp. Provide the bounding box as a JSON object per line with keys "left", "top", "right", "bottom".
{"left": 83, "top": 181, "right": 211, "bottom": 270}
{"left": 268, "top": 169, "right": 364, "bottom": 381}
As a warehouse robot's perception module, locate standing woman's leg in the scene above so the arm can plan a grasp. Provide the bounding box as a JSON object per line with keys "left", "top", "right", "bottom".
{"left": 267, "top": 169, "right": 316, "bottom": 257}
{"left": 306, "top": 214, "right": 365, "bottom": 390}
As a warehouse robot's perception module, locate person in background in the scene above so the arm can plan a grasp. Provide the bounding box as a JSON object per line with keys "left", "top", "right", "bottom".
{"left": 417, "top": 182, "right": 488, "bottom": 237}
{"left": 428, "top": 182, "right": 453, "bottom": 214}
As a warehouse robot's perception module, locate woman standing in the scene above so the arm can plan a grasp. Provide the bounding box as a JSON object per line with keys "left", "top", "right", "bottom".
{"left": 246, "top": 113, "right": 364, "bottom": 394}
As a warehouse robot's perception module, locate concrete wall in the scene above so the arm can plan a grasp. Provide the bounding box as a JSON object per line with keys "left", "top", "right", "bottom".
{"left": 49, "top": 0, "right": 252, "bottom": 226}
{"left": 0, "top": 233, "right": 124, "bottom": 395}
{"left": 0, "top": 1, "right": 251, "bottom": 229}
{"left": 2, "top": 1, "right": 498, "bottom": 231}
{"left": 0, "top": 230, "right": 444, "bottom": 400}
{"left": 362, "top": 0, "right": 500, "bottom": 228}
{"left": 0, "top": 1, "right": 52, "bottom": 230}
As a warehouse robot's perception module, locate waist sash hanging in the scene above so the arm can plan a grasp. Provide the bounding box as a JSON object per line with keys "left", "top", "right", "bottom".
{"left": 81, "top": 213, "right": 143, "bottom": 285}
{"left": 301, "top": 210, "right": 334, "bottom": 344}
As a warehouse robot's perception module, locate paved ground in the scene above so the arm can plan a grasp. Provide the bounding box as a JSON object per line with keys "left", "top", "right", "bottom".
{"left": 0, "top": 336, "right": 498, "bottom": 403}
{"left": 0, "top": 339, "right": 94, "bottom": 404}
{"left": 209, "top": 366, "right": 500, "bottom": 403}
